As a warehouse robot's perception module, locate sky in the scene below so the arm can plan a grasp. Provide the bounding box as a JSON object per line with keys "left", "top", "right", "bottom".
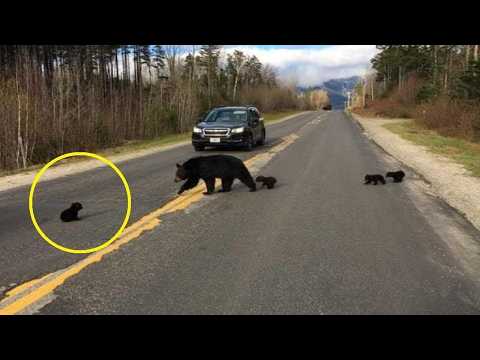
{"left": 223, "top": 45, "right": 379, "bottom": 87}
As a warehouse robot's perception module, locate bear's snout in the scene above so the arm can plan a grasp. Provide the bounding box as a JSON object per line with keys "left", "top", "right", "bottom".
{"left": 174, "top": 176, "right": 182, "bottom": 183}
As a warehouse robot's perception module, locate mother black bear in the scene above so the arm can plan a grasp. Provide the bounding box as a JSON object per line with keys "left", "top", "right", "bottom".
{"left": 175, "top": 155, "right": 256, "bottom": 195}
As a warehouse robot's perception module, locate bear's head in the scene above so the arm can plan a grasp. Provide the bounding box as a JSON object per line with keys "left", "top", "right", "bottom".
{"left": 175, "top": 163, "right": 188, "bottom": 183}
{"left": 71, "top": 202, "right": 83, "bottom": 211}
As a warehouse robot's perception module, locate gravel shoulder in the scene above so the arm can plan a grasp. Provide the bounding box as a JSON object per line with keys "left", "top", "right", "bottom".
{"left": 350, "top": 112, "right": 480, "bottom": 232}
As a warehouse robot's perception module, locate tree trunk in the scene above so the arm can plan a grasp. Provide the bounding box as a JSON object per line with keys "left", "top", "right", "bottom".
{"left": 371, "top": 77, "right": 374, "bottom": 101}
{"left": 398, "top": 66, "right": 402, "bottom": 91}
{"left": 433, "top": 45, "right": 438, "bottom": 86}
{"left": 465, "top": 45, "right": 471, "bottom": 69}
{"left": 15, "top": 61, "right": 22, "bottom": 168}
{"left": 233, "top": 73, "right": 239, "bottom": 103}
{"left": 362, "top": 80, "right": 367, "bottom": 108}
{"left": 444, "top": 50, "right": 449, "bottom": 91}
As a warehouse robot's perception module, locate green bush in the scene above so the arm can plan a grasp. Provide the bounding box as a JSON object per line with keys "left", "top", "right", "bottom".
{"left": 416, "top": 83, "right": 440, "bottom": 104}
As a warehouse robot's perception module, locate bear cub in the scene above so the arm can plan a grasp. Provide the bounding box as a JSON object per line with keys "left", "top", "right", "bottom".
{"left": 256, "top": 176, "right": 277, "bottom": 189}
{"left": 61, "top": 202, "right": 83, "bottom": 222}
{"left": 175, "top": 155, "right": 256, "bottom": 195}
{"left": 364, "top": 174, "right": 386, "bottom": 185}
{"left": 386, "top": 170, "right": 405, "bottom": 183}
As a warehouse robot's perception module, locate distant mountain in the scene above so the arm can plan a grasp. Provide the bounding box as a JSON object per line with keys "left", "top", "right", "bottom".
{"left": 297, "top": 76, "right": 361, "bottom": 110}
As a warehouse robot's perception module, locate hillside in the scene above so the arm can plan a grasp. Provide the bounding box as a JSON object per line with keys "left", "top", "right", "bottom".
{"left": 298, "top": 76, "right": 361, "bottom": 110}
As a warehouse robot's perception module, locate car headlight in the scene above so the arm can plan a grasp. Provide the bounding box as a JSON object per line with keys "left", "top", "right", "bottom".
{"left": 231, "top": 127, "right": 244, "bottom": 134}
{"left": 193, "top": 126, "right": 202, "bottom": 134}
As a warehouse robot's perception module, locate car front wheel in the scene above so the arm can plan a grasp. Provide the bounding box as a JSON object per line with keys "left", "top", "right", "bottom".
{"left": 257, "top": 130, "right": 266, "bottom": 146}
{"left": 244, "top": 135, "right": 254, "bottom": 151}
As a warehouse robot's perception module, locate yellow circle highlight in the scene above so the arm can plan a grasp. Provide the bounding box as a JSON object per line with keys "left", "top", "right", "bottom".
{"left": 29, "top": 152, "right": 132, "bottom": 254}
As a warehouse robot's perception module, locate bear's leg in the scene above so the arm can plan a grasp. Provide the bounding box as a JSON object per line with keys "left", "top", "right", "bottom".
{"left": 178, "top": 177, "right": 200, "bottom": 195}
{"left": 203, "top": 177, "right": 216, "bottom": 195}
{"left": 239, "top": 174, "right": 256, "bottom": 192}
{"left": 220, "top": 177, "right": 234, "bottom": 192}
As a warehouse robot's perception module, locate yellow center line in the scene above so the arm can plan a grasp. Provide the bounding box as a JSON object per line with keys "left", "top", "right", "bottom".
{"left": 0, "top": 133, "right": 300, "bottom": 315}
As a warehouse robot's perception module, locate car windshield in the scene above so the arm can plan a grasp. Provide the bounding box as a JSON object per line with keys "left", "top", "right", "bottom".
{"left": 205, "top": 109, "right": 248, "bottom": 123}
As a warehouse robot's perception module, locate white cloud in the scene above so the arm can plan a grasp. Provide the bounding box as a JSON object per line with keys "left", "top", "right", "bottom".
{"left": 222, "top": 45, "right": 379, "bottom": 87}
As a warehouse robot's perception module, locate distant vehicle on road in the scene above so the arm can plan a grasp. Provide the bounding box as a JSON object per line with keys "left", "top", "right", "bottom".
{"left": 323, "top": 104, "right": 332, "bottom": 111}
{"left": 192, "top": 106, "right": 266, "bottom": 151}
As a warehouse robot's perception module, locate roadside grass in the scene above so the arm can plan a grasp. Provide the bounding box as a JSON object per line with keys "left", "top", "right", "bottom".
{"left": 0, "top": 163, "right": 44, "bottom": 178}
{"left": 100, "top": 132, "right": 191, "bottom": 157}
{"left": 383, "top": 120, "right": 480, "bottom": 177}
{"left": 0, "top": 110, "right": 303, "bottom": 179}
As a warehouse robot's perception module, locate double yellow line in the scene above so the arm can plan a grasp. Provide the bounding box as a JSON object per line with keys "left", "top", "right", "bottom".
{"left": 0, "top": 134, "right": 299, "bottom": 315}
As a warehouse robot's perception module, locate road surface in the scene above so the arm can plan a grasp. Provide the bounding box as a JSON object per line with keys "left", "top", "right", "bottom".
{"left": 1, "top": 111, "right": 479, "bottom": 314}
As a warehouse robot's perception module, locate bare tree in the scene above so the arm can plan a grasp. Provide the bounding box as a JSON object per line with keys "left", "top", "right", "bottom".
{"left": 228, "top": 50, "right": 247, "bottom": 103}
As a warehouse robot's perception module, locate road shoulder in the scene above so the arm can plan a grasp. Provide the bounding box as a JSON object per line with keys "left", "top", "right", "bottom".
{"left": 350, "top": 112, "right": 480, "bottom": 232}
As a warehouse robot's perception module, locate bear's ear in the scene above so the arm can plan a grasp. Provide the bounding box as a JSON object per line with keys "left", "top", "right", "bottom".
{"left": 176, "top": 163, "right": 182, "bottom": 168}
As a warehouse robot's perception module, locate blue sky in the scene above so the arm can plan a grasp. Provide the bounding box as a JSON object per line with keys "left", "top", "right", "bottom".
{"left": 223, "top": 45, "right": 378, "bottom": 86}
{"left": 252, "top": 45, "right": 331, "bottom": 50}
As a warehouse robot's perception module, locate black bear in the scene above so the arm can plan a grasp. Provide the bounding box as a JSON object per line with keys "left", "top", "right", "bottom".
{"left": 175, "top": 155, "right": 256, "bottom": 195}
{"left": 386, "top": 170, "right": 405, "bottom": 183}
{"left": 256, "top": 176, "right": 277, "bottom": 189}
{"left": 60, "top": 202, "right": 83, "bottom": 222}
{"left": 364, "top": 174, "right": 386, "bottom": 185}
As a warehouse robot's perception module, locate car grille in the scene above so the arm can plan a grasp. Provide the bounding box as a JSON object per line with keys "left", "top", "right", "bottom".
{"left": 203, "top": 128, "right": 230, "bottom": 137}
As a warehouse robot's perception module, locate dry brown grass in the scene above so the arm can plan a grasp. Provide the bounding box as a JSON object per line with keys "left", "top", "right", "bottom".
{"left": 416, "top": 97, "right": 480, "bottom": 142}
{"left": 352, "top": 98, "right": 416, "bottom": 119}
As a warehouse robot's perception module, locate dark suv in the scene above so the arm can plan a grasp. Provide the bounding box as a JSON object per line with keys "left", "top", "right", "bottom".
{"left": 191, "top": 106, "right": 266, "bottom": 151}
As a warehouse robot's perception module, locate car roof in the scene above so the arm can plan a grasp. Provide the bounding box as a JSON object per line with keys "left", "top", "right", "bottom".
{"left": 212, "top": 106, "right": 257, "bottom": 111}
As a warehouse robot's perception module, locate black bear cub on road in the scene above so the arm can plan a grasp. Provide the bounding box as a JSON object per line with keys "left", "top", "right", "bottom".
{"left": 60, "top": 202, "right": 83, "bottom": 222}
{"left": 175, "top": 155, "right": 256, "bottom": 195}
{"left": 364, "top": 174, "right": 386, "bottom": 185}
{"left": 256, "top": 176, "right": 277, "bottom": 189}
{"left": 386, "top": 170, "right": 405, "bottom": 183}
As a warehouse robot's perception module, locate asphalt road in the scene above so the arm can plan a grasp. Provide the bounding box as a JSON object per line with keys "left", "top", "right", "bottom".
{"left": 2, "top": 111, "right": 480, "bottom": 314}
{"left": 0, "top": 112, "right": 317, "bottom": 292}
